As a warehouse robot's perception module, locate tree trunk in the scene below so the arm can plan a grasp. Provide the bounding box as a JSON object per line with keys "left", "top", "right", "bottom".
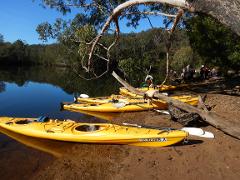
{"left": 112, "top": 71, "right": 240, "bottom": 140}
{"left": 191, "top": 0, "right": 240, "bottom": 36}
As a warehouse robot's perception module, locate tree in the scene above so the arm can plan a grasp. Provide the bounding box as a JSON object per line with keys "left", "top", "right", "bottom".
{"left": 186, "top": 14, "right": 240, "bottom": 71}
{"left": 36, "top": 0, "right": 240, "bottom": 79}
{"left": 172, "top": 46, "right": 194, "bottom": 71}
{"left": 0, "top": 33, "right": 4, "bottom": 44}
{"left": 190, "top": 0, "right": 240, "bottom": 36}
{"left": 36, "top": 1, "right": 182, "bottom": 78}
{"left": 37, "top": 0, "right": 240, "bottom": 37}
{"left": 11, "top": 40, "right": 27, "bottom": 64}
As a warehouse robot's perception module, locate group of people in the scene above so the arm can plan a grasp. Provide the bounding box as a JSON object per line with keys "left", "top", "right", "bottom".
{"left": 181, "top": 65, "right": 196, "bottom": 81}
{"left": 143, "top": 64, "right": 219, "bottom": 88}
{"left": 200, "top": 65, "right": 219, "bottom": 80}
{"left": 200, "top": 65, "right": 210, "bottom": 80}
{"left": 181, "top": 64, "right": 219, "bottom": 82}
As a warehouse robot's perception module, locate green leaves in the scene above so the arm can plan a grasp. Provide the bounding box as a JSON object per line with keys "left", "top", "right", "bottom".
{"left": 77, "top": 24, "right": 97, "bottom": 63}
{"left": 172, "top": 46, "right": 193, "bottom": 70}
{"left": 39, "top": 0, "right": 71, "bottom": 15}
{"left": 186, "top": 14, "right": 240, "bottom": 70}
{"left": 36, "top": 22, "right": 53, "bottom": 41}
{"left": 75, "top": 24, "right": 96, "bottom": 42}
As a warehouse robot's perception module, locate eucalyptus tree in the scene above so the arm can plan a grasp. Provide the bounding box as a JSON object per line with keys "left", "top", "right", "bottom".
{"left": 186, "top": 15, "right": 240, "bottom": 71}
{"left": 36, "top": 0, "right": 240, "bottom": 79}
{"left": 37, "top": 0, "right": 240, "bottom": 36}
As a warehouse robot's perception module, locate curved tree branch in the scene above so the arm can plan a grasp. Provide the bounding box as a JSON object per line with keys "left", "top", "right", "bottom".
{"left": 86, "top": 0, "right": 193, "bottom": 73}
{"left": 191, "top": 0, "right": 240, "bottom": 36}
{"left": 124, "top": 11, "right": 177, "bottom": 18}
{"left": 160, "top": 8, "right": 184, "bottom": 85}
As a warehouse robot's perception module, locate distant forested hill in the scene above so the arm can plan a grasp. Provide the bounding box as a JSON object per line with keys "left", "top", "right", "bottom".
{"left": 1, "top": 14, "right": 239, "bottom": 84}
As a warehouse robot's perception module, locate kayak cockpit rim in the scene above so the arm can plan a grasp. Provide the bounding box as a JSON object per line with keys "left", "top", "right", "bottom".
{"left": 74, "top": 124, "right": 110, "bottom": 133}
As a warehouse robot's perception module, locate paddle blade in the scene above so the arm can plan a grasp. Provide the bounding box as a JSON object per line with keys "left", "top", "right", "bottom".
{"left": 199, "top": 131, "right": 215, "bottom": 138}
{"left": 154, "top": 109, "right": 170, "bottom": 115}
{"left": 79, "top": 94, "right": 89, "bottom": 98}
{"left": 182, "top": 127, "right": 214, "bottom": 138}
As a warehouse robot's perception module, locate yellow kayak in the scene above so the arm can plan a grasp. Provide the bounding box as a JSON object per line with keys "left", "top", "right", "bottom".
{"left": 119, "top": 87, "right": 144, "bottom": 98}
{"left": 63, "top": 96, "right": 199, "bottom": 113}
{"left": 64, "top": 101, "right": 164, "bottom": 112}
{"left": 0, "top": 117, "right": 188, "bottom": 147}
{"left": 119, "top": 85, "right": 176, "bottom": 98}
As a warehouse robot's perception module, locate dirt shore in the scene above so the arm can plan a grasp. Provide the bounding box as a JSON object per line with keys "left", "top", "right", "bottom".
{"left": 1, "top": 93, "right": 239, "bottom": 180}
{"left": 31, "top": 93, "right": 240, "bottom": 180}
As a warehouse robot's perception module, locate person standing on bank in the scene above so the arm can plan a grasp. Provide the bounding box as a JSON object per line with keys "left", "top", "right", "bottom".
{"left": 145, "top": 75, "right": 154, "bottom": 88}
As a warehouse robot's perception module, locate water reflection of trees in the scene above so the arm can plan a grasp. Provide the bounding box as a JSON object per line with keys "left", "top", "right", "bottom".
{"left": 0, "top": 66, "right": 120, "bottom": 96}
{"left": 0, "top": 81, "right": 6, "bottom": 93}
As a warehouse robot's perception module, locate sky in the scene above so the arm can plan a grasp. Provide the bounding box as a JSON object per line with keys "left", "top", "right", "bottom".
{"left": 0, "top": 0, "right": 164, "bottom": 45}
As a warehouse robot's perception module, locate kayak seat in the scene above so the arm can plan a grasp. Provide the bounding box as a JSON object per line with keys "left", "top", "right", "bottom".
{"left": 75, "top": 125, "right": 101, "bottom": 132}
{"left": 110, "top": 99, "right": 119, "bottom": 103}
{"left": 37, "top": 116, "right": 50, "bottom": 122}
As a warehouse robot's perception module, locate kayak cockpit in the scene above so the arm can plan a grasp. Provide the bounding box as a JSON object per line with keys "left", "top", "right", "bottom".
{"left": 15, "top": 119, "right": 32, "bottom": 124}
{"left": 75, "top": 125, "right": 101, "bottom": 132}
{"left": 74, "top": 124, "right": 111, "bottom": 133}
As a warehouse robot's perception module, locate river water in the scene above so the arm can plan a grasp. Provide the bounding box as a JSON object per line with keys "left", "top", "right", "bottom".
{"left": 0, "top": 66, "right": 121, "bottom": 179}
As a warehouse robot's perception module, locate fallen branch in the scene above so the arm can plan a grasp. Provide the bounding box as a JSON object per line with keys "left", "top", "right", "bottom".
{"left": 112, "top": 71, "right": 240, "bottom": 140}
{"left": 198, "top": 95, "right": 208, "bottom": 112}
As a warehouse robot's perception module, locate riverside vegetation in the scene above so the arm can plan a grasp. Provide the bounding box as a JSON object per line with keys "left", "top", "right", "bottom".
{"left": 0, "top": 15, "right": 239, "bottom": 85}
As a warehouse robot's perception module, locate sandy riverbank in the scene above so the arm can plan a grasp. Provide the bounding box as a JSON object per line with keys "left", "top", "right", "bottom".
{"left": 29, "top": 93, "right": 240, "bottom": 180}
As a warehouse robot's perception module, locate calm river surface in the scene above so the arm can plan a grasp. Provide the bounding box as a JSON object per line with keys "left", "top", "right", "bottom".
{"left": 0, "top": 66, "right": 121, "bottom": 179}
{"left": 0, "top": 66, "right": 120, "bottom": 119}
